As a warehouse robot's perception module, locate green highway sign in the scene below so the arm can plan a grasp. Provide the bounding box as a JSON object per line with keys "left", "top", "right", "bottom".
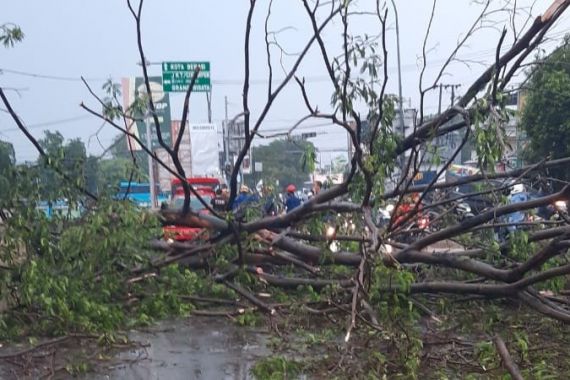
{"left": 162, "top": 61, "right": 211, "bottom": 92}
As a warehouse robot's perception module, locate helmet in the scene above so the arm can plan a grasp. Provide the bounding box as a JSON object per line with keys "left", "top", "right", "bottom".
{"left": 510, "top": 183, "right": 525, "bottom": 195}
{"left": 286, "top": 184, "right": 296, "bottom": 193}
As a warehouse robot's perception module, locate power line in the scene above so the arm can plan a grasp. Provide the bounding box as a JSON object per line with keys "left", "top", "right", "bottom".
{"left": 2, "top": 30, "right": 567, "bottom": 87}
{"left": 0, "top": 68, "right": 108, "bottom": 82}
{"left": 0, "top": 115, "right": 93, "bottom": 133}
{"left": 260, "top": 122, "right": 335, "bottom": 133}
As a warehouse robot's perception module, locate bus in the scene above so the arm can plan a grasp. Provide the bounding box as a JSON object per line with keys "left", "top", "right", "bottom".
{"left": 37, "top": 199, "right": 83, "bottom": 219}
{"left": 116, "top": 181, "right": 169, "bottom": 208}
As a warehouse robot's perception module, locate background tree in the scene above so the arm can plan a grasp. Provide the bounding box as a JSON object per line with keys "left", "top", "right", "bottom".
{"left": 95, "top": 134, "right": 148, "bottom": 195}
{"left": 0, "top": 23, "right": 24, "bottom": 48}
{"left": 247, "top": 139, "right": 315, "bottom": 190}
{"left": 36, "top": 131, "right": 95, "bottom": 200}
{"left": 0, "top": 140, "right": 15, "bottom": 200}
{"left": 330, "top": 155, "right": 348, "bottom": 174}
{"left": 0, "top": 140, "right": 15, "bottom": 172}
{"left": 63, "top": 139, "right": 87, "bottom": 180}
{"left": 36, "top": 131, "right": 65, "bottom": 200}
{"left": 521, "top": 37, "right": 570, "bottom": 183}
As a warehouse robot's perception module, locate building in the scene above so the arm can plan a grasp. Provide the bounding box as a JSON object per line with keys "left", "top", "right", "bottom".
{"left": 392, "top": 108, "right": 418, "bottom": 140}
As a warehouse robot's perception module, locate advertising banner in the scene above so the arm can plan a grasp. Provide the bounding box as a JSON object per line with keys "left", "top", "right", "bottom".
{"left": 190, "top": 123, "right": 220, "bottom": 176}
{"left": 242, "top": 155, "right": 252, "bottom": 175}
{"left": 121, "top": 76, "right": 172, "bottom": 150}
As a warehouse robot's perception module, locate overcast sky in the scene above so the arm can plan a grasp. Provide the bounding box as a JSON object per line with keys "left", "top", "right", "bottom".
{"left": 1, "top": 0, "right": 569, "bottom": 165}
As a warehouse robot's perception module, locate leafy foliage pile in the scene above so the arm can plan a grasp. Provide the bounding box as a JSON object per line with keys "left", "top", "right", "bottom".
{"left": 0, "top": 150, "right": 217, "bottom": 338}
{"left": 1, "top": 198, "right": 202, "bottom": 337}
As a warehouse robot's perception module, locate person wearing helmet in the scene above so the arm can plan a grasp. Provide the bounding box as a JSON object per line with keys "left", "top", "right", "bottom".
{"left": 285, "top": 184, "right": 301, "bottom": 213}
{"left": 232, "top": 184, "right": 251, "bottom": 210}
{"left": 211, "top": 188, "right": 228, "bottom": 212}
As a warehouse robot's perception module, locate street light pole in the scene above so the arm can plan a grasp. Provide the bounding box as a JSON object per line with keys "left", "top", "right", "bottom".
{"left": 390, "top": 0, "right": 406, "bottom": 177}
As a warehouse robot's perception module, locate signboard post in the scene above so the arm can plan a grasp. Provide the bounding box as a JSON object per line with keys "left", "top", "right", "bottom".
{"left": 162, "top": 62, "right": 211, "bottom": 92}
{"left": 121, "top": 76, "right": 173, "bottom": 209}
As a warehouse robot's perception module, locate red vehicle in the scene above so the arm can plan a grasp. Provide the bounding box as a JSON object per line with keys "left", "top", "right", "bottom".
{"left": 163, "top": 177, "right": 220, "bottom": 242}
{"left": 170, "top": 177, "right": 220, "bottom": 196}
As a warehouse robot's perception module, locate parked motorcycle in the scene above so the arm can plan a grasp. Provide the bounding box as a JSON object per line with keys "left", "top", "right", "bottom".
{"left": 376, "top": 203, "right": 395, "bottom": 228}
{"left": 376, "top": 202, "right": 431, "bottom": 243}
{"left": 455, "top": 202, "right": 474, "bottom": 220}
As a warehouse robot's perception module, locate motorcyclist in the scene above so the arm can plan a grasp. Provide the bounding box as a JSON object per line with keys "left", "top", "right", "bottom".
{"left": 285, "top": 184, "right": 301, "bottom": 213}
{"left": 232, "top": 185, "right": 253, "bottom": 210}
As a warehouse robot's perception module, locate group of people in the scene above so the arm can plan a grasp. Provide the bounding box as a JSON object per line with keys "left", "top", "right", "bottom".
{"left": 210, "top": 180, "right": 324, "bottom": 216}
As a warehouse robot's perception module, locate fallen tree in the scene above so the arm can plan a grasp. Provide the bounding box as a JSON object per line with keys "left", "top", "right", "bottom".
{"left": 2, "top": 0, "right": 570, "bottom": 378}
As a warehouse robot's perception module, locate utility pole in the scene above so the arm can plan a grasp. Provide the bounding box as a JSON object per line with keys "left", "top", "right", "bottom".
{"left": 206, "top": 91, "right": 212, "bottom": 123}
{"left": 390, "top": 0, "right": 405, "bottom": 141}
{"left": 251, "top": 146, "right": 255, "bottom": 189}
{"left": 437, "top": 84, "right": 462, "bottom": 112}
{"left": 224, "top": 96, "right": 229, "bottom": 165}
{"left": 438, "top": 84, "right": 443, "bottom": 114}
{"left": 437, "top": 83, "right": 462, "bottom": 163}
{"left": 439, "top": 84, "right": 461, "bottom": 107}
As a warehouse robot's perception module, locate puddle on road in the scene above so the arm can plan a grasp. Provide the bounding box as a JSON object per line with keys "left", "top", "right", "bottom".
{"left": 85, "top": 317, "right": 271, "bottom": 380}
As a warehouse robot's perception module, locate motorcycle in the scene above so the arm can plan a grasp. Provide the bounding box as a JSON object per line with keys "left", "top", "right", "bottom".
{"left": 376, "top": 202, "right": 431, "bottom": 244}
{"left": 376, "top": 203, "right": 395, "bottom": 228}
{"left": 455, "top": 202, "right": 475, "bottom": 220}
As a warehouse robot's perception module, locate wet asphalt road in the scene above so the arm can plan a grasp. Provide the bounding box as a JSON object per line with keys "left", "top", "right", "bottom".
{"left": 85, "top": 318, "right": 270, "bottom": 380}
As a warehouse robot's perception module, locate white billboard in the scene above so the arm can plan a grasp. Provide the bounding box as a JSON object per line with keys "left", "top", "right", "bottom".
{"left": 190, "top": 123, "right": 220, "bottom": 176}
{"left": 242, "top": 155, "right": 252, "bottom": 175}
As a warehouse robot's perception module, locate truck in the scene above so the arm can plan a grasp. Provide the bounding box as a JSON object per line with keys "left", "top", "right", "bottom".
{"left": 162, "top": 177, "right": 221, "bottom": 241}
